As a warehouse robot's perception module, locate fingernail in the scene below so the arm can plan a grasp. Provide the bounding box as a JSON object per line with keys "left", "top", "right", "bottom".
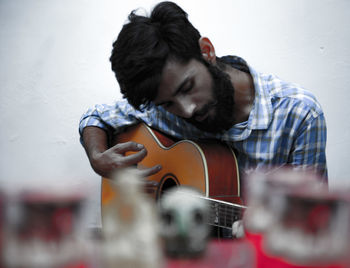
{"left": 137, "top": 144, "right": 144, "bottom": 149}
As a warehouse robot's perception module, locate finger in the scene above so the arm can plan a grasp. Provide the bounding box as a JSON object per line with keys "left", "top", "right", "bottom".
{"left": 122, "top": 149, "right": 148, "bottom": 165}
{"left": 112, "top": 141, "right": 144, "bottom": 154}
{"left": 144, "top": 180, "right": 159, "bottom": 187}
{"left": 138, "top": 165, "right": 162, "bottom": 178}
{"left": 143, "top": 180, "right": 159, "bottom": 194}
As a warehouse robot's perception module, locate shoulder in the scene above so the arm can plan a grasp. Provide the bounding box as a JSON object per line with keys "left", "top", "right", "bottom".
{"left": 260, "top": 72, "right": 324, "bottom": 119}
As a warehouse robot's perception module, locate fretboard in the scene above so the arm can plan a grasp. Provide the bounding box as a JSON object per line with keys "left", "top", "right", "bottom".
{"left": 201, "top": 196, "right": 246, "bottom": 230}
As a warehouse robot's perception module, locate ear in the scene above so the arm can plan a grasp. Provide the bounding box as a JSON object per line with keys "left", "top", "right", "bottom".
{"left": 199, "top": 37, "right": 216, "bottom": 64}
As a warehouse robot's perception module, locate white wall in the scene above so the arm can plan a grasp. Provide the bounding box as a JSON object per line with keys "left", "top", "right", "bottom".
{"left": 1, "top": 0, "right": 349, "bottom": 227}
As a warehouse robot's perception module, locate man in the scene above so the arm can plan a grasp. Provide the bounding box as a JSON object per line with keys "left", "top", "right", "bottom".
{"left": 80, "top": 2, "right": 327, "bottom": 189}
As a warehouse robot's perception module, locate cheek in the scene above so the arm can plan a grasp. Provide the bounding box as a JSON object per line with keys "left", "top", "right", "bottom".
{"left": 194, "top": 82, "right": 214, "bottom": 105}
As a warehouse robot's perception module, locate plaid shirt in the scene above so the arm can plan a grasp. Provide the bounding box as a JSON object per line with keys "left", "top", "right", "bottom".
{"left": 79, "top": 56, "right": 327, "bottom": 181}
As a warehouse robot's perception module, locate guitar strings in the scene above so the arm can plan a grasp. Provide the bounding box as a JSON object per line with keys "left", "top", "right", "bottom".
{"left": 208, "top": 211, "right": 243, "bottom": 223}
{"left": 208, "top": 202, "right": 245, "bottom": 216}
{"left": 208, "top": 204, "right": 244, "bottom": 214}
{"left": 207, "top": 203, "right": 245, "bottom": 227}
{"left": 210, "top": 209, "right": 243, "bottom": 219}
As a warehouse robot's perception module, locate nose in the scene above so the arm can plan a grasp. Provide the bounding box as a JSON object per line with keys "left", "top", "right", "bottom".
{"left": 176, "top": 97, "right": 196, "bottom": 119}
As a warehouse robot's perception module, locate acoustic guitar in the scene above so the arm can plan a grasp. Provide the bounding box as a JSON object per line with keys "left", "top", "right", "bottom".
{"left": 101, "top": 123, "right": 245, "bottom": 231}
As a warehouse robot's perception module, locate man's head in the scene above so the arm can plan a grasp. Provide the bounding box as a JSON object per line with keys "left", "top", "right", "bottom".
{"left": 110, "top": 1, "right": 202, "bottom": 109}
{"left": 153, "top": 48, "right": 236, "bottom": 133}
{"left": 110, "top": 1, "right": 235, "bottom": 132}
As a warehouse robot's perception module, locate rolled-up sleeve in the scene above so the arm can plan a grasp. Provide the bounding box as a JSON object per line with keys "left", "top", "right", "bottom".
{"left": 79, "top": 105, "right": 111, "bottom": 134}
{"left": 78, "top": 101, "right": 139, "bottom": 145}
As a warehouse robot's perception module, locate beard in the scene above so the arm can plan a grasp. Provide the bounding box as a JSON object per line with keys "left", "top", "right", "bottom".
{"left": 186, "top": 60, "right": 235, "bottom": 133}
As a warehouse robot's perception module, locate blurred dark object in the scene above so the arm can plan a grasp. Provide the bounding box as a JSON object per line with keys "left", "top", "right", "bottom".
{"left": 0, "top": 192, "right": 4, "bottom": 268}
{"left": 2, "top": 190, "right": 88, "bottom": 268}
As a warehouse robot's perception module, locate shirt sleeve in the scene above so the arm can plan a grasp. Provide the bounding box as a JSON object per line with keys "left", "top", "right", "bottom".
{"left": 289, "top": 112, "right": 328, "bottom": 182}
{"left": 78, "top": 101, "right": 140, "bottom": 145}
{"left": 78, "top": 99, "right": 218, "bottom": 146}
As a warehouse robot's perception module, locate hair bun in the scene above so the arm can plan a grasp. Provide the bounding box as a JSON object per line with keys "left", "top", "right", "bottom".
{"left": 150, "top": 1, "right": 188, "bottom": 24}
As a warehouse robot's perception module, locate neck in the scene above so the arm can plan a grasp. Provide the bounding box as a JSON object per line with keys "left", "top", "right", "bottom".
{"left": 227, "top": 67, "right": 255, "bottom": 124}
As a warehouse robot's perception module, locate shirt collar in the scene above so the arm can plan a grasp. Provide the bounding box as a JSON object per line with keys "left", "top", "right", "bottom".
{"left": 220, "top": 55, "right": 273, "bottom": 131}
{"left": 247, "top": 65, "right": 273, "bottom": 130}
{"left": 217, "top": 65, "right": 273, "bottom": 142}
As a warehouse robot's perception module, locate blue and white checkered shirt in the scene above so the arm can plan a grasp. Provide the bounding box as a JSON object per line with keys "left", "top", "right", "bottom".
{"left": 79, "top": 56, "right": 327, "bottom": 181}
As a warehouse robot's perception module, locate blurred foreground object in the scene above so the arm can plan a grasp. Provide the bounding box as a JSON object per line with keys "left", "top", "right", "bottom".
{"left": 231, "top": 219, "right": 245, "bottom": 239}
{"left": 265, "top": 186, "right": 350, "bottom": 265}
{"left": 158, "top": 187, "right": 210, "bottom": 258}
{"left": 2, "top": 188, "right": 87, "bottom": 268}
{"left": 244, "top": 168, "right": 325, "bottom": 234}
{"left": 165, "top": 239, "right": 255, "bottom": 268}
{"left": 244, "top": 168, "right": 350, "bottom": 267}
{"left": 100, "top": 168, "right": 163, "bottom": 268}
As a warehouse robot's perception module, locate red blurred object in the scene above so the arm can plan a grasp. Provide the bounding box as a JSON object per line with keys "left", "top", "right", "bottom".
{"left": 166, "top": 239, "right": 255, "bottom": 268}
{"left": 2, "top": 190, "right": 87, "bottom": 268}
{"left": 63, "top": 262, "right": 89, "bottom": 268}
{"left": 15, "top": 192, "right": 81, "bottom": 242}
{"left": 245, "top": 231, "right": 348, "bottom": 268}
{"left": 165, "top": 236, "right": 348, "bottom": 268}
{"left": 242, "top": 169, "right": 350, "bottom": 267}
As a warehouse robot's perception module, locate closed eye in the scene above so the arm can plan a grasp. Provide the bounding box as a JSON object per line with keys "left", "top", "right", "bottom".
{"left": 155, "top": 76, "right": 194, "bottom": 109}
{"left": 181, "top": 78, "right": 194, "bottom": 94}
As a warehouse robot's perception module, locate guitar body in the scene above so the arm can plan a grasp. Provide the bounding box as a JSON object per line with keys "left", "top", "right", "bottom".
{"left": 101, "top": 123, "right": 242, "bottom": 209}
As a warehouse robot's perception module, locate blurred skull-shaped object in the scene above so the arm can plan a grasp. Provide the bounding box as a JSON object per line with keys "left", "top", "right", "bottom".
{"left": 158, "top": 186, "right": 210, "bottom": 258}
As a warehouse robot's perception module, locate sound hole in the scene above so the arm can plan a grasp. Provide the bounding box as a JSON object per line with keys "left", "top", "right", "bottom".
{"left": 156, "top": 173, "right": 179, "bottom": 200}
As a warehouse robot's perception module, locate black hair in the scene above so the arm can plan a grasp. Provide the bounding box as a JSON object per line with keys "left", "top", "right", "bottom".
{"left": 110, "top": 1, "right": 202, "bottom": 110}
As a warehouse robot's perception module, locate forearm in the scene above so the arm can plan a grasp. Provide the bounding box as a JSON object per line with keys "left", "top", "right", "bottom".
{"left": 82, "top": 126, "right": 109, "bottom": 162}
{"left": 79, "top": 101, "right": 162, "bottom": 178}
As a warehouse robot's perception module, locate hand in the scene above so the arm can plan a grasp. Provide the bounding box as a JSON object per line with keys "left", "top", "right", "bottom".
{"left": 90, "top": 141, "right": 161, "bottom": 178}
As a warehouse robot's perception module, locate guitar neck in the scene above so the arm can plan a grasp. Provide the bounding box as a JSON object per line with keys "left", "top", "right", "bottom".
{"left": 201, "top": 196, "right": 246, "bottom": 230}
